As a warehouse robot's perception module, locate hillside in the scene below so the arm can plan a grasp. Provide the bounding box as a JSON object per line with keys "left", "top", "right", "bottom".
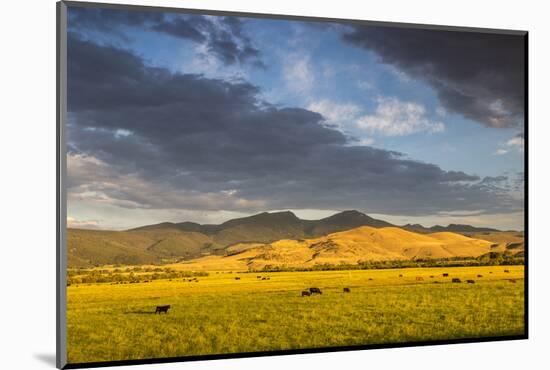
{"left": 67, "top": 229, "right": 158, "bottom": 267}
{"left": 464, "top": 231, "right": 525, "bottom": 255}
{"left": 67, "top": 228, "right": 226, "bottom": 267}
{"left": 67, "top": 210, "right": 517, "bottom": 268}
{"left": 178, "top": 226, "right": 503, "bottom": 271}
{"left": 68, "top": 210, "right": 397, "bottom": 267}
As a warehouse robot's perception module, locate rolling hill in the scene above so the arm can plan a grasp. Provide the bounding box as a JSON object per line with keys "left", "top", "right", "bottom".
{"left": 67, "top": 210, "right": 517, "bottom": 268}
{"left": 199, "top": 226, "right": 496, "bottom": 270}
{"left": 69, "top": 210, "right": 392, "bottom": 267}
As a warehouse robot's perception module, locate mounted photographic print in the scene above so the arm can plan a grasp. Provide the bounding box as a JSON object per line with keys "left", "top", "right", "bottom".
{"left": 56, "top": 1, "right": 527, "bottom": 368}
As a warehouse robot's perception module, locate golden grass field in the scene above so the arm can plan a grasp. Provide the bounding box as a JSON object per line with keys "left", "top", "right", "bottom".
{"left": 67, "top": 265, "right": 524, "bottom": 364}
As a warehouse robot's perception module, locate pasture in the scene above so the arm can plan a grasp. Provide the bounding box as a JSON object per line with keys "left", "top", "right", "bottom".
{"left": 67, "top": 265, "right": 524, "bottom": 364}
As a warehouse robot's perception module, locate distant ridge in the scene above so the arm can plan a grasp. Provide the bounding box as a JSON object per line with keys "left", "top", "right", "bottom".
{"left": 402, "top": 223, "right": 500, "bottom": 234}
{"left": 68, "top": 210, "right": 505, "bottom": 267}
{"left": 129, "top": 210, "right": 394, "bottom": 237}
{"left": 130, "top": 211, "right": 501, "bottom": 235}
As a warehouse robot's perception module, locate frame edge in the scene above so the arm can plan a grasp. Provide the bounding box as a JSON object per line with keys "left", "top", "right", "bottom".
{"left": 57, "top": 1, "right": 68, "bottom": 368}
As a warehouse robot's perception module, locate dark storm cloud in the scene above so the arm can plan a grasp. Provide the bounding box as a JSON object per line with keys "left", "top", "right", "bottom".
{"left": 480, "top": 176, "right": 508, "bottom": 184}
{"left": 69, "top": 7, "right": 165, "bottom": 30}
{"left": 151, "top": 16, "right": 208, "bottom": 42}
{"left": 67, "top": 34, "right": 521, "bottom": 216}
{"left": 342, "top": 26, "right": 525, "bottom": 128}
{"left": 68, "top": 6, "right": 265, "bottom": 68}
{"left": 152, "top": 15, "right": 266, "bottom": 68}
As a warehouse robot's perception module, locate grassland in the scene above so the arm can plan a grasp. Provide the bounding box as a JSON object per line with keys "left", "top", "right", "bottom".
{"left": 67, "top": 265, "right": 524, "bottom": 364}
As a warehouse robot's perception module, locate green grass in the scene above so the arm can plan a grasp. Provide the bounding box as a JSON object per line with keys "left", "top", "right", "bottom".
{"left": 67, "top": 265, "right": 524, "bottom": 364}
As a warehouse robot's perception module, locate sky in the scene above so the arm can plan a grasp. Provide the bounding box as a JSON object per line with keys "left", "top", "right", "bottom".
{"left": 65, "top": 5, "right": 525, "bottom": 231}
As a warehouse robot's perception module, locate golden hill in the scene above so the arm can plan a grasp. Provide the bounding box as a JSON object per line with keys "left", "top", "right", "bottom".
{"left": 178, "top": 226, "right": 496, "bottom": 270}
{"left": 465, "top": 231, "right": 525, "bottom": 255}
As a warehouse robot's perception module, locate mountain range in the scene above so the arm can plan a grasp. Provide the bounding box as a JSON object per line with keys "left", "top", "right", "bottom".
{"left": 67, "top": 210, "right": 519, "bottom": 268}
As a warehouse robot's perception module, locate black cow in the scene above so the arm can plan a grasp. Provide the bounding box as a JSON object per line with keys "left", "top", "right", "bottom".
{"left": 443, "top": 273, "right": 449, "bottom": 277}
{"left": 477, "top": 275, "right": 483, "bottom": 278}
{"left": 301, "top": 290, "right": 311, "bottom": 297}
{"left": 155, "top": 305, "right": 170, "bottom": 314}
{"left": 452, "top": 278, "right": 461, "bottom": 283}
{"left": 509, "top": 279, "right": 517, "bottom": 283}
{"left": 309, "top": 287, "right": 322, "bottom": 295}
{"left": 235, "top": 277, "right": 241, "bottom": 280}
{"left": 343, "top": 287, "right": 351, "bottom": 293}
{"left": 504, "top": 269, "right": 510, "bottom": 273}
{"left": 466, "top": 280, "right": 475, "bottom": 284}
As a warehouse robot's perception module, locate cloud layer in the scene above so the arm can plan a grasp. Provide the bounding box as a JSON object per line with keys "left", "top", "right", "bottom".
{"left": 357, "top": 97, "right": 444, "bottom": 136}
{"left": 69, "top": 7, "right": 265, "bottom": 68}
{"left": 343, "top": 26, "right": 525, "bottom": 128}
{"left": 66, "top": 34, "right": 522, "bottom": 217}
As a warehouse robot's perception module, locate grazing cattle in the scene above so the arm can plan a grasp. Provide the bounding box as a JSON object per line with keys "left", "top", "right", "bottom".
{"left": 301, "top": 290, "right": 311, "bottom": 297}
{"left": 368, "top": 278, "right": 373, "bottom": 281}
{"left": 477, "top": 275, "right": 483, "bottom": 278}
{"left": 504, "top": 269, "right": 510, "bottom": 273}
{"left": 416, "top": 276, "right": 424, "bottom": 281}
{"left": 466, "top": 280, "right": 475, "bottom": 284}
{"left": 343, "top": 287, "right": 351, "bottom": 293}
{"left": 309, "top": 287, "right": 322, "bottom": 295}
{"left": 398, "top": 274, "right": 403, "bottom": 278}
{"left": 489, "top": 271, "right": 493, "bottom": 274}
{"left": 155, "top": 305, "right": 170, "bottom": 314}
{"left": 429, "top": 275, "right": 434, "bottom": 278}
{"left": 257, "top": 276, "right": 262, "bottom": 279}
{"left": 509, "top": 279, "right": 517, "bottom": 283}
{"left": 452, "top": 278, "right": 462, "bottom": 283}
{"left": 443, "top": 273, "right": 449, "bottom": 277}
{"left": 235, "top": 277, "right": 240, "bottom": 280}
{"left": 262, "top": 277, "right": 267, "bottom": 280}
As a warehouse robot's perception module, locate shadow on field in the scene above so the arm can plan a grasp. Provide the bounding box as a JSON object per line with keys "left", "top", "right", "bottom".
{"left": 124, "top": 310, "right": 157, "bottom": 315}
{"left": 33, "top": 353, "right": 56, "bottom": 367}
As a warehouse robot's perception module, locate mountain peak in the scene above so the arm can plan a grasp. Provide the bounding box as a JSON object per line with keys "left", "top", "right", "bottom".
{"left": 270, "top": 210, "right": 298, "bottom": 217}
{"left": 338, "top": 210, "right": 366, "bottom": 216}
{"left": 250, "top": 210, "right": 299, "bottom": 220}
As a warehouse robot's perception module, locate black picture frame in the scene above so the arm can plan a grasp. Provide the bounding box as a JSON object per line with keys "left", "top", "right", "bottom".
{"left": 57, "top": 1, "right": 528, "bottom": 368}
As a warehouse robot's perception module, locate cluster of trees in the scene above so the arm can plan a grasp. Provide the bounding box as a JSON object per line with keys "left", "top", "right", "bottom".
{"left": 67, "top": 267, "right": 209, "bottom": 285}
{"left": 252, "top": 252, "right": 524, "bottom": 273}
